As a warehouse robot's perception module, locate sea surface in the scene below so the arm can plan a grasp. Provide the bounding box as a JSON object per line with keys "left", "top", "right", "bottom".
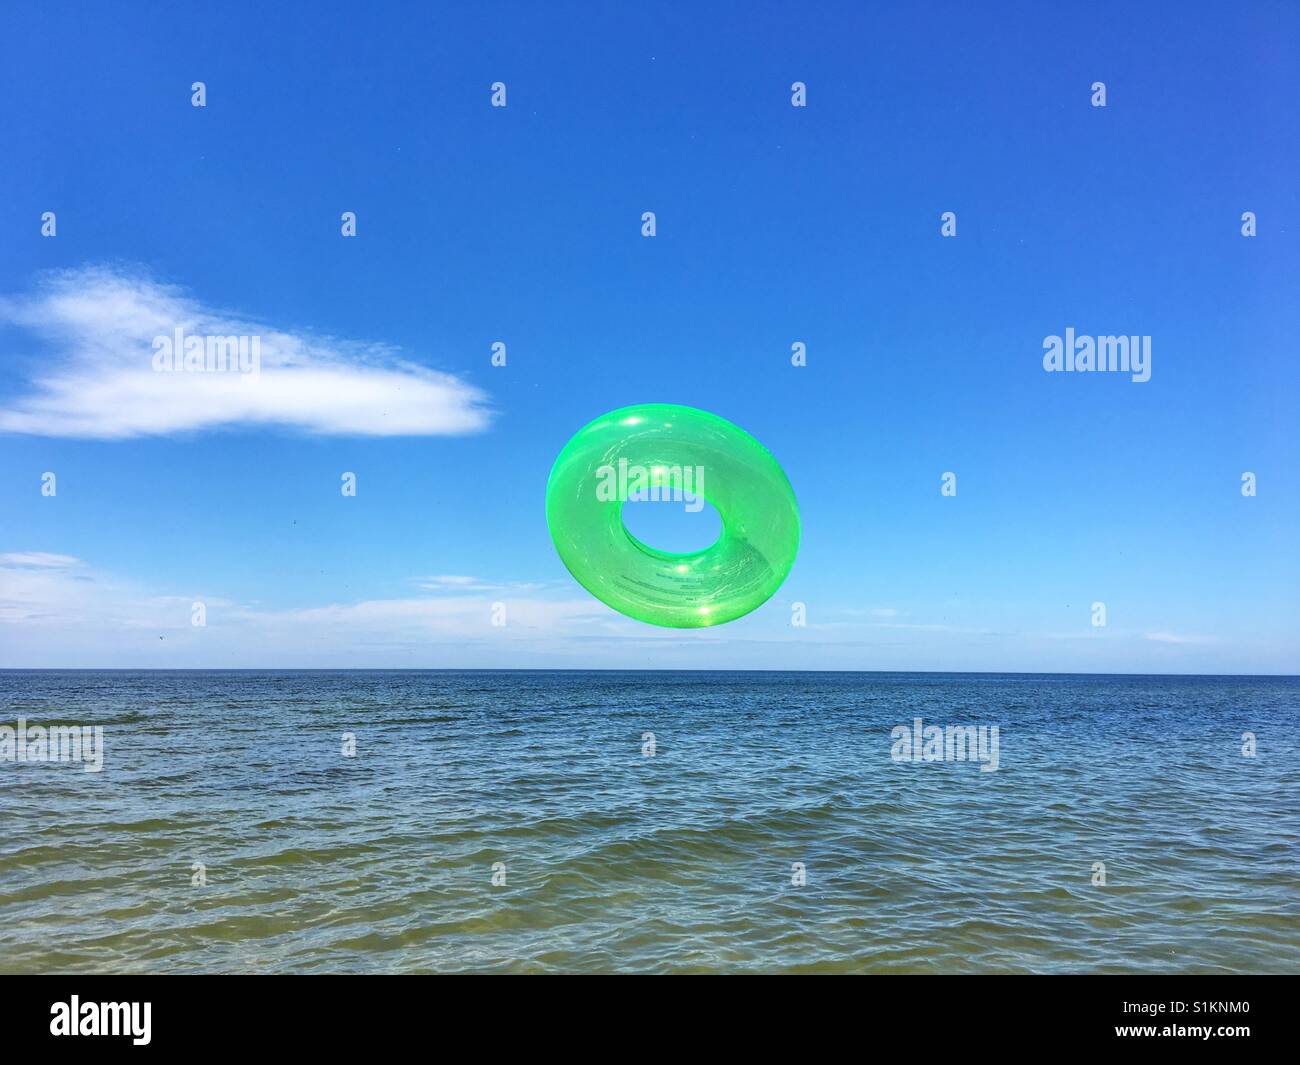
{"left": 0, "top": 670, "right": 1297, "bottom": 974}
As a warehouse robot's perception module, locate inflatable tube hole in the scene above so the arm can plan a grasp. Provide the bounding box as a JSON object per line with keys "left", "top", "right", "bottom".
{"left": 620, "top": 497, "right": 723, "bottom": 556}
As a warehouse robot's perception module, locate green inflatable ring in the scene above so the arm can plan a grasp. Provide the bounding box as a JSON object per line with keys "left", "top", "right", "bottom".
{"left": 546, "top": 403, "right": 800, "bottom": 627}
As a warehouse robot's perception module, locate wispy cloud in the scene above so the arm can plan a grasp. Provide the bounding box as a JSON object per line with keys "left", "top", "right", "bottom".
{"left": 1144, "top": 631, "right": 1219, "bottom": 645}
{"left": 0, "top": 266, "right": 491, "bottom": 438}
{"left": 822, "top": 606, "right": 905, "bottom": 621}
{"left": 419, "top": 575, "right": 483, "bottom": 588}
{"left": 2, "top": 553, "right": 1287, "bottom": 672}
{"left": 0, "top": 552, "right": 82, "bottom": 569}
{"left": 412, "top": 575, "right": 547, "bottom": 593}
{"left": 0, "top": 552, "right": 621, "bottom": 663}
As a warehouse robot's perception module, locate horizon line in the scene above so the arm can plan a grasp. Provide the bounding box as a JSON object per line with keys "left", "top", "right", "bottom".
{"left": 1, "top": 667, "right": 1296, "bottom": 679}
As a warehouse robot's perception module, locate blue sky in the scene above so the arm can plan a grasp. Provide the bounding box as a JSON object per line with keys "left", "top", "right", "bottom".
{"left": 1, "top": 1, "right": 1297, "bottom": 671}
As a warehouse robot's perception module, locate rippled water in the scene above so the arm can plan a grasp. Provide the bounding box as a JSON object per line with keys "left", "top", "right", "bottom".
{"left": 1, "top": 670, "right": 1297, "bottom": 973}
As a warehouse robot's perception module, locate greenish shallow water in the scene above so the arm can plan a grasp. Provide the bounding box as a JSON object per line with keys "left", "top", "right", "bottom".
{"left": 1, "top": 670, "right": 1297, "bottom": 974}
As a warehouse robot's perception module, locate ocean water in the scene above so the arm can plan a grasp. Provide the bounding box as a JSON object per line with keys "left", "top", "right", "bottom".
{"left": 0, "top": 670, "right": 1296, "bottom": 974}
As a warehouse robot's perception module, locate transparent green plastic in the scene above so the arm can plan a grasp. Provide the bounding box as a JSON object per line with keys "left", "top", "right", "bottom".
{"left": 546, "top": 404, "right": 800, "bottom": 627}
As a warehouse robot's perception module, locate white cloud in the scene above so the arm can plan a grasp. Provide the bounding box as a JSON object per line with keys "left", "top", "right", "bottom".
{"left": 420, "top": 575, "right": 481, "bottom": 587}
{"left": 832, "top": 606, "right": 903, "bottom": 619}
{"left": 0, "top": 552, "right": 629, "bottom": 664}
{"left": 412, "top": 575, "right": 548, "bottom": 593}
{"left": 0, "top": 266, "right": 490, "bottom": 438}
{"left": 0, "top": 552, "right": 82, "bottom": 568}
{"left": 1144, "top": 631, "right": 1218, "bottom": 645}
